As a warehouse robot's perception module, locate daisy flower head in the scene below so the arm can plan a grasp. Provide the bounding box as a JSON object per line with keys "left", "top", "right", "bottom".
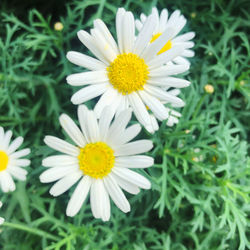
{"left": 0, "top": 127, "right": 30, "bottom": 193}
{"left": 0, "top": 201, "right": 4, "bottom": 225}
{"left": 66, "top": 8, "right": 190, "bottom": 133}
{"left": 135, "top": 7, "right": 195, "bottom": 65}
{"left": 40, "top": 105, "right": 154, "bottom": 221}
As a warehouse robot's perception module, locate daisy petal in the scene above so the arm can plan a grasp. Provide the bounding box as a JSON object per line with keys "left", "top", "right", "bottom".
{"left": 98, "top": 106, "right": 115, "bottom": 142}
{"left": 10, "top": 148, "right": 30, "bottom": 159}
{"left": 110, "top": 172, "right": 140, "bottom": 195}
{"left": 133, "top": 14, "right": 156, "bottom": 55}
{"left": 6, "top": 137, "right": 23, "bottom": 154}
{"left": 115, "top": 155, "right": 154, "bottom": 168}
{"left": 148, "top": 77, "right": 190, "bottom": 88}
{"left": 66, "top": 175, "right": 92, "bottom": 216}
{"left": 112, "top": 167, "right": 151, "bottom": 189}
{"left": 114, "top": 140, "right": 153, "bottom": 156}
{"left": 86, "top": 111, "right": 100, "bottom": 143}
{"left": 123, "top": 12, "right": 135, "bottom": 53}
{"left": 149, "top": 64, "right": 189, "bottom": 77}
{"left": 59, "top": 114, "right": 86, "bottom": 147}
{"left": 77, "top": 30, "right": 109, "bottom": 64}
{"left": 148, "top": 46, "right": 184, "bottom": 69}
{"left": 94, "top": 86, "right": 118, "bottom": 118}
{"left": 66, "top": 71, "right": 108, "bottom": 86}
{"left": 44, "top": 136, "right": 79, "bottom": 156}
{"left": 42, "top": 155, "right": 78, "bottom": 167}
{"left": 127, "top": 92, "right": 151, "bottom": 128}
{"left": 104, "top": 175, "right": 130, "bottom": 213}
{"left": 49, "top": 171, "right": 82, "bottom": 197}
{"left": 116, "top": 8, "right": 126, "bottom": 53}
{"left": 7, "top": 166, "right": 28, "bottom": 181}
{"left": 139, "top": 90, "right": 169, "bottom": 120}
{"left": 39, "top": 165, "right": 77, "bottom": 183}
{"left": 66, "top": 51, "right": 106, "bottom": 70}
{"left": 2, "top": 130, "right": 12, "bottom": 150}
{"left": 0, "top": 171, "right": 16, "bottom": 192}
{"left": 144, "top": 85, "right": 185, "bottom": 106}
{"left": 71, "top": 83, "right": 108, "bottom": 105}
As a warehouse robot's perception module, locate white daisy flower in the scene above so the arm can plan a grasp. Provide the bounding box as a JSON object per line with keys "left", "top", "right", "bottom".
{"left": 40, "top": 106, "right": 154, "bottom": 221}
{"left": 135, "top": 7, "right": 195, "bottom": 65}
{"left": 0, "top": 127, "right": 30, "bottom": 193}
{"left": 66, "top": 8, "right": 190, "bottom": 133}
{"left": 0, "top": 201, "right": 4, "bottom": 225}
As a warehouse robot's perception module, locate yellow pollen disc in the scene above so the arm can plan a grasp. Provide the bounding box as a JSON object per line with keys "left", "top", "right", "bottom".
{"left": 150, "top": 33, "right": 172, "bottom": 55}
{"left": 0, "top": 151, "right": 9, "bottom": 171}
{"left": 78, "top": 142, "right": 115, "bottom": 179}
{"left": 107, "top": 53, "right": 149, "bottom": 95}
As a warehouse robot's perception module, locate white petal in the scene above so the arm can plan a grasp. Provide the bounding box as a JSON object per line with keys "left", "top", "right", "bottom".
{"left": 103, "top": 175, "right": 130, "bottom": 213}
{"left": 94, "top": 86, "right": 118, "bottom": 118}
{"left": 0, "top": 127, "right": 4, "bottom": 142}
{"left": 110, "top": 172, "right": 140, "bottom": 194}
{"left": 172, "top": 32, "right": 195, "bottom": 43}
{"left": 139, "top": 90, "right": 169, "bottom": 120}
{"left": 7, "top": 166, "right": 27, "bottom": 181}
{"left": 49, "top": 171, "right": 82, "bottom": 196}
{"left": 66, "top": 71, "right": 108, "bottom": 86}
{"left": 116, "top": 8, "right": 126, "bottom": 53}
{"left": 6, "top": 137, "right": 23, "bottom": 154}
{"left": 71, "top": 83, "right": 108, "bottom": 105}
{"left": 0, "top": 171, "right": 16, "bottom": 192}
{"left": 111, "top": 124, "right": 141, "bottom": 146}
{"left": 66, "top": 51, "right": 106, "bottom": 70}
{"left": 10, "top": 148, "right": 30, "bottom": 159}
{"left": 44, "top": 136, "right": 79, "bottom": 156}
{"left": 86, "top": 111, "right": 100, "bottom": 143}
{"left": 127, "top": 92, "right": 151, "bottom": 128}
{"left": 182, "top": 49, "right": 195, "bottom": 57}
{"left": 141, "top": 27, "right": 175, "bottom": 62}
{"left": 2, "top": 130, "right": 12, "bottom": 150}
{"left": 159, "top": 9, "right": 168, "bottom": 32}
{"left": 40, "top": 165, "right": 77, "bottom": 183}
{"left": 123, "top": 12, "right": 135, "bottom": 53}
{"left": 98, "top": 106, "right": 115, "bottom": 142}
{"left": 115, "top": 155, "right": 154, "bottom": 168}
{"left": 66, "top": 175, "right": 92, "bottom": 216}
{"left": 149, "top": 64, "right": 189, "bottom": 77}
{"left": 135, "top": 19, "right": 143, "bottom": 31}
{"left": 114, "top": 140, "right": 153, "bottom": 156}
{"left": 173, "top": 56, "right": 190, "bottom": 65}
{"left": 112, "top": 167, "right": 151, "bottom": 189}
{"left": 10, "top": 159, "right": 30, "bottom": 167}
{"left": 77, "top": 105, "right": 91, "bottom": 143}
{"left": 42, "top": 155, "right": 78, "bottom": 167}
{"left": 147, "top": 46, "right": 184, "bottom": 69}
{"left": 59, "top": 114, "right": 86, "bottom": 147}
{"left": 144, "top": 85, "right": 185, "bottom": 106}
{"left": 149, "top": 114, "right": 159, "bottom": 132}
{"left": 107, "top": 109, "right": 132, "bottom": 143}
{"left": 77, "top": 30, "right": 109, "bottom": 64}
{"left": 93, "top": 19, "right": 119, "bottom": 55}
{"left": 148, "top": 77, "right": 190, "bottom": 88}
{"left": 133, "top": 14, "right": 156, "bottom": 55}
{"left": 90, "top": 28, "right": 117, "bottom": 62}
{"left": 90, "top": 179, "right": 110, "bottom": 221}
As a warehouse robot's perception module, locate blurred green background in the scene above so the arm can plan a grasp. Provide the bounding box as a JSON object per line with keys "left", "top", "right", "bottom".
{"left": 0, "top": 0, "right": 249, "bottom": 249}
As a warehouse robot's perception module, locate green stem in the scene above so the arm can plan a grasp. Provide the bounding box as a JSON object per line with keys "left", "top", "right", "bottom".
{"left": 2, "top": 221, "right": 60, "bottom": 241}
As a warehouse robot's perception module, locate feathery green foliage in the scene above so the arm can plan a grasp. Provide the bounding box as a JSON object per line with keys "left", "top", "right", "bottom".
{"left": 0, "top": 0, "right": 249, "bottom": 249}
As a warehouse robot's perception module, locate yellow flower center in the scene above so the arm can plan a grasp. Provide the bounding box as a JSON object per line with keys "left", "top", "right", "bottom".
{"left": 107, "top": 53, "right": 149, "bottom": 95}
{"left": 0, "top": 151, "right": 9, "bottom": 171}
{"left": 150, "top": 33, "right": 172, "bottom": 54}
{"left": 78, "top": 142, "right": 115, "bottom": 179}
